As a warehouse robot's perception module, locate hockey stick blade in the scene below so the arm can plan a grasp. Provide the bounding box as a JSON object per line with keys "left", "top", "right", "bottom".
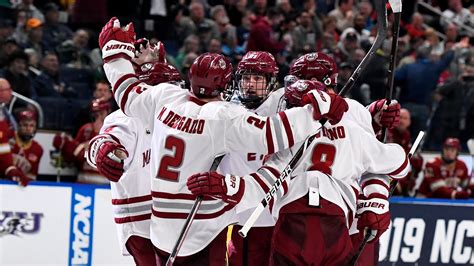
{"left": 166, "top": 154, "right": 225, "bottom": 266}
{"left": 238, "top": 0, "right": 388, "bottom": 238}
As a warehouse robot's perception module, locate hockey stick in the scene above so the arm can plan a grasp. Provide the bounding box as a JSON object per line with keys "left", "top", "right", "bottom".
{"left": 380, "top": 0, "right": 403, "bottom": 142}
{"left": 466, "top": 139, "right": 474, "bottom": 190}
{"left": 350, "top": 130, "right": 425, "bottom": 266}
{"left": 166, "top": 154, "right": 225, "bottom": 266}
{"left": 238, "top": 0, "right": 388, "bottom": 238}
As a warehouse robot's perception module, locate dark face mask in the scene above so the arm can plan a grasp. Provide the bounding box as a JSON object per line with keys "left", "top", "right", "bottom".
{"left": 441, "top": 156, "right": 455, "bottom": 164}
{"left": 19, "top": 134, "right": 34, "bottom": 142}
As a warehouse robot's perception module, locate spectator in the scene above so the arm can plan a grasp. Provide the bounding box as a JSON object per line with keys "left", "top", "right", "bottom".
{"left": 53, "top": 98, "right": 111, "bottom": 184}
{"left": 0, "top": 78, "right": 31, "bottom": 186}
{"left": 42, "top": 2, "right": 73, "bottom": 51}
{"left": 224, "top": 0, "right": 247, "bottom": 27}
{"left": 277, "top": 0, "right": 297, "bottom": 21}
{"left": 11, "top": 109, "right": 43, "bottom": 180}
{"left": 252, "top": 0, "right": 268, "bottom": 16}
{"left": 404, "top": 12, "right": 425, "bottom": 40}
{"left": 419, "top": 138, "right": 471, "bottom": 199}
{"left": 291, "top": 11, "right": 317, "bottom": 56}
{"left": 178, "top": 2, "right": 220, "bottom": 50}
{"left": 431, "top": 59, "right": 474, "bottom": 147}
{"left": 425, "top": 28, "right": 444, "bottom": 56}
{"left": 246, "top": 8, "right": 285, "bottom": 55}
{"left": 210, "top": 5, "right": 237, "bottom": 53}
{"left": 21, "top": 18, "right": 45, "bottom": 56}
{"left": 443, "top": 23, "right": 459, "bottom": 44}
{"left": 16, "top": 0, "right": 45, "bottom": 22}
{"left": 335, "top": 29, "right": 360, "bottom": 64}
{"left": 74, "top": 80, "right": 116, "bottom": 135}
{"left": 0, "top": 19, "right": 14, "bottom": 43}
{"left": 24, "top": 48, "right": 40, "bottom": 79}
{"left": 328, "top": 0, "right": 356, "bottom": 32}
{"left": 395, "top": 43, "right": 455, "bottom": 136}
{"left": 175, "top": 35, "right": 200, "bottom": 72}
{"left": 441, "top": 0, "right": 473, "bottom": 36}
{"left": 387, "top": 109, "right": 423, "bottom": 196}
{"left": 33, "top": 51, "right": 75, "bottom": 98}
{"left": 235, "top": 10, "right": 254, "bottom": 55}
{"left": 208, "top": 38, "right": 222, "bottom": 54}
{"left": 357, "top": 0, "right": 374, "bottom": 30}
{"left": 57, "top": 29, "right": 93, "bottom": 69}
{"left": 0, "top": 50, "right": 34, "bottom": 98}
{"left": 320, "top": 15, "right": 339, "bottom": 53}
{"left": 0, "top": 37, "right": 20, "bottom": 68}
{"left": 301, "top": 0, "right": 324, "bottom": 45}
{"left": 353, "top": 14, "right": 370, "bottom": 44}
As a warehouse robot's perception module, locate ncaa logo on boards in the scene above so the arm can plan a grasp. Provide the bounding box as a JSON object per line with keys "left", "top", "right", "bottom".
{"left": 0, "top": 211, "right": 44, "bottom": 237}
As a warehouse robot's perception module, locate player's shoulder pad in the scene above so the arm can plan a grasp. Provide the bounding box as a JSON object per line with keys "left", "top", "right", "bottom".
{"left": 200, "top": 101, "right": 248, "bottom": 120}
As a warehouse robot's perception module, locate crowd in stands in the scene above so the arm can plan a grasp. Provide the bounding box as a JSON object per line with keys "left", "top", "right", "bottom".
{"left": 0, "top": 0, "right": 472, "bottom": 198}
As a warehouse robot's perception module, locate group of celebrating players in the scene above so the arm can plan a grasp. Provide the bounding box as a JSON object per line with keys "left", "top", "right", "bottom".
{"left": 86, "top": 17, "right": 411, "bottom": 266}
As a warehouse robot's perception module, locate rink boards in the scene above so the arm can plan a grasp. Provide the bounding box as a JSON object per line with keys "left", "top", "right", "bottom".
{"left": 0, "top": 181, "right": 473, "bottom": 265}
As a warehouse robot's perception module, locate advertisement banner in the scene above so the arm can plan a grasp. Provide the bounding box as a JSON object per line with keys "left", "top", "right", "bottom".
{"left": 379, "top": 198, "right": 474, "bottom": 265}
{"left": 0, "top": 182, "right": 72, "bottom": 265}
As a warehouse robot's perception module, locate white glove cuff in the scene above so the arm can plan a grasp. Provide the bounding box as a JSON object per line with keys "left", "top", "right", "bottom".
{"left": 225, "top": 174, "right": 241, "bottom": 196}
{"left": 86, "top": 134, "right": 118, "bottom": 168}
{"left": 102, "top": 40, "right": 135, "bottom": 60}
{"left": 310, "top": 90, "right": 331, "bottom": 115}
{"left": 357, "top": 198, "right": 389, "bottom": 215}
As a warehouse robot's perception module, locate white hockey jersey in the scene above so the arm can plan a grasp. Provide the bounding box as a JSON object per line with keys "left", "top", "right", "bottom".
{"left": 103, "top": 58, "right": 322, "bottom": 256}
{"left": 237, "top": 108, "right": 410, "bottom": 227}
{"left": 88, "top": 110, "right": 153, "bottom": 255}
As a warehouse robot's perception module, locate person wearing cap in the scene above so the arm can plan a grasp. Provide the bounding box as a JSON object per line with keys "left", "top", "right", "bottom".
{"left": 42, "top": 2, "right": 73, "bottom": 51}
{"left": 16, "top": 0, "right": 45, "bottom": 23}
{"left": 419, "top": 137, "right": 471, "bottom": 199}
{"left": 0, "top": 36, "right": 20, "bottom": 68}
{"left": 11, "top": 109, "right": 43, "bottom": 180}
{"left": 0, "top": 50, "right": 35, "bottom": 98}
{"left": 53, "top": 98, "right": 112, "bottom": 184}
{"left": 21, "top": 17, "right": 45, "bottom": 56}
{"left": 0, "top": 78, "right": 32, "bottom": 186}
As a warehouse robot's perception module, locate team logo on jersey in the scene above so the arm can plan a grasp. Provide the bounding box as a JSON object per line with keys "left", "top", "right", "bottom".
{"left": 140, "top": 63, "right": 153, "bottom": 72}
{"left": 28, "top": 153, "right": 38, "bottom": 162}
{"left": 0, "top": 211, "right": 44, "bottom": 237}
{"left": 218, "top": 58, "right": 227, "bottom": 69}
{"left": 306, "top": 53, "right": 317, "bottom": 61}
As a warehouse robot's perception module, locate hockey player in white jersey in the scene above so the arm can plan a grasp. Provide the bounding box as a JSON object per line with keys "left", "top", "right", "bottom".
{"left": 218, "top": 51, "right": 282, "bottom": 266}
{"left": 98, "top": 17, "right": 349, "bottom": 265}
{"left": 187, "top": 79, "right": 410, "bottom": 265}
{"left": 86, "top": 61, "right": 183, "bottom": 265}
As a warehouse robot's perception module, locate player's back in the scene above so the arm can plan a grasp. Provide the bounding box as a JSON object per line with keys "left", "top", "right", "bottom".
{"left": 150, "top": 99, "right": 274, "bottom": 256}
{"left": 262, "top": 115, "right": 409, "bottom": 222}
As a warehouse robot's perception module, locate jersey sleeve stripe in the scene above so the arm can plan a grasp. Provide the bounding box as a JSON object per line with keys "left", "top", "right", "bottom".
{"left": 362, "top": 178, "right": 390, "bottom": 192}
{"left": 250, "top": 173, "right": 270, "bottom": 193}
{"left": 114, "top": 213, "right": 151, "bottom": 224}
{"left": 151, "top": 191, "right": 215, "bottom": 201}
{"left": 278, "top": 111, "right": 294, "bottom": 147}
{"left": 120, "top": 80, "right": 141, "bottom": 114}
{"left": 152, "top": 204, "right": 234, "bottom": 220}
{"left": 388, "top": 155, "right": 410, "bottom": 178}
{"left": 112, "top": 194, "right": 152, "bottom": 205}
{"left": 271, "top": 116, "right": 285, "bottom": 152}
{"left": 113, "top": 73, "right": 138, "bottom": 94}
{"left": 265, "top": 118, "right": 275, "bottom": 154}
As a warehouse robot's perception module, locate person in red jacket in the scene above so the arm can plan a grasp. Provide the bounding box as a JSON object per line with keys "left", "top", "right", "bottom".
{"left": 419, "top": 138, "right": 471, "bottom": 199}
{"left": 246, "top": 12, "right": 285, "bottom": 56}
{"left": 387, "top": 108, "right": 423, "bottom": 196}
{"left": 53, "top": 98, "right": 111, "bottom": 184}
{"left": 0, "top": 78, "right": 31, "bottom": 186}
{"left": 11, "top": 109, "right": 43, "bottom": 179}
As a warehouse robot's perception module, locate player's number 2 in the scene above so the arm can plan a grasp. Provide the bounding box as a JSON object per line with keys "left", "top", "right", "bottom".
{"left": 158, "top": 136, "right": 185, "bottom": 181}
